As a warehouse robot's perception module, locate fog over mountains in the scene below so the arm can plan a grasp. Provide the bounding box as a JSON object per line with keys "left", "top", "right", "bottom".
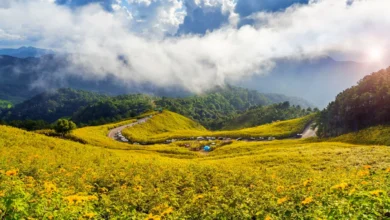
{"left": 0, "top": 47, "right": 384, "bottom": 108}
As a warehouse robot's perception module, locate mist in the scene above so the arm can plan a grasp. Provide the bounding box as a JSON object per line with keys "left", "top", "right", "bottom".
{"left": 0, "top": 0, "right": 390, "bottom": 101}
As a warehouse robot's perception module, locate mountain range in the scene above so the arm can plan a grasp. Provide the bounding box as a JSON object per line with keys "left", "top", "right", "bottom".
{"left": 0, "top": 46, "right": 385, "bottom": 108}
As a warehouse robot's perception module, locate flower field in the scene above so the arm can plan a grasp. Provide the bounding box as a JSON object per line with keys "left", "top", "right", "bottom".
{"left": 1, "top": 123, "right": 390, "bottom": 219}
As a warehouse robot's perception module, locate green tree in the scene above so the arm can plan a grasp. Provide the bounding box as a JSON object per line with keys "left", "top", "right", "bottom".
{"left": 54, "top": 119, "right": 77, "bottom": 136}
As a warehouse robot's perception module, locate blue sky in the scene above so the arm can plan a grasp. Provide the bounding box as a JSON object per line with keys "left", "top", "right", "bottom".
{"left": 53, "top": 0, "right": 310, "bottom": 35}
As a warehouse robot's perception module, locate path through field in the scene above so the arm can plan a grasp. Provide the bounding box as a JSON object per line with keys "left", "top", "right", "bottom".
{"left": 108, "top": 117, "right": 150, "bottom": 142}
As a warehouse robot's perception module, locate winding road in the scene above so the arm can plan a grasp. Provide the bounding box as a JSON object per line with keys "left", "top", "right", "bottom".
{"left": 108, "top": 117, "right": 151, "bottom": 142}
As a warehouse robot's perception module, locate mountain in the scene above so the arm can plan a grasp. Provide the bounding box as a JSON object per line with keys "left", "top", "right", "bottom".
{"left": 0, "top": 55, "right": 313, "bottom": 107}
{"left": 0, "top": 86, "right": 313, "bottom": 130}
{"left": 317, "top": 66, "right": 390, "bottom": 137}
{"left": 235, "top": 56, "right": 381, "bottom": 108}
{"left": 0, "top": 46, "right": 54, "bottom": 58}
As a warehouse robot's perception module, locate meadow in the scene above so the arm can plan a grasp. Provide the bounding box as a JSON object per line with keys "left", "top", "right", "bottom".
{"left": 1, "top": 121, "right": 390, "bottom": 219}
{"left": 121, "top": 111, "right": 314, "bottom": 144}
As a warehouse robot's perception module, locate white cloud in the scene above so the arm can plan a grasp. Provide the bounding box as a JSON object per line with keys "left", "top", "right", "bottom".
{"left": 0, "top": 29, "right": 24, "bottom": 41}
{"left": 0, "top": 0, "right": 389, "bottom": 93}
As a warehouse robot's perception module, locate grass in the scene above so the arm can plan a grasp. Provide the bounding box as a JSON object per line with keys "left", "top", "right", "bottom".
{"left": 329, "top": 125, "right": 390, "bottom": 146}
{"left": 1, "top": 124, "right": 390, "bottom": 219}
{"left": 122, "top": 111, "right": 315, "bottom": 143}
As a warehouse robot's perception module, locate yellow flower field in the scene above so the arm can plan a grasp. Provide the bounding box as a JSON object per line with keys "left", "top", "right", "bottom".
{"left": 1, "top": 123, "right": 390, "bottom": 219}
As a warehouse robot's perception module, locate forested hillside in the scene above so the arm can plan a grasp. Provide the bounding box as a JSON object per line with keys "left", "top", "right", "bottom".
{"left": 317, "top": 67, "right": 390, "bottom": 137}
{"left": 1, "top": 86, "right": 313, "bottom": 130}
{"left": 156, "top": 86, "right": 313, "bottom": 129}
{"left": 221, "top": 102, "right": 317, "bottom": 130}
{"left": 0, "top": 88, "right": 108, "bottom": 122}
{"left": 72, "top": 94, "right": 154, "bottom": 125}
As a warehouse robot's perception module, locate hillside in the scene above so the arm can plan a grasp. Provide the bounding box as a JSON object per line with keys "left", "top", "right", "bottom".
{"left": 221, "top": 102, "right": 316, "bottom": 130}
{"left": 0, "top": 86, "right": 313, "bottom": 129}
{"left": 2, "top": 122, "right": 390, "bottom": 218}
{"left": 317, "top": 67, "right": 390, "bottom": 137}
{"left": 329, "top": 125, "right": 390, "bottom": 146}
{"left": 156, "top": 85, "right": 314, "bottom": 129}
{"left": 71, "top": 94, "right": 154, "bottom": 125}
{"left": 0, "top": 88, "right": 108, "bottom": 123}
{"left": 121, "top": 111, "right": 314, "bottom": 143}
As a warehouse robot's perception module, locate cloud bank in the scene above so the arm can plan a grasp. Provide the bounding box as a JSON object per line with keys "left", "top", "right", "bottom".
{"left": 0, "top": 0, "right": 389, "bottom": 93}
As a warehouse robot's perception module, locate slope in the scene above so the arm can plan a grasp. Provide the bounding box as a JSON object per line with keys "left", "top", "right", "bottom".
{"left": 1, "top": 124, "right": 390, "bottom": 219}
{"left": 121, "top": 110, "right": 315, "bottom": 143}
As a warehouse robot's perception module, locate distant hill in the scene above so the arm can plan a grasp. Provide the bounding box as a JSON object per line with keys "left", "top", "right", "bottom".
{"left": 221, "top": 102, "right": 317, "bottom": 130}
{"left": 0, "top": 88, "right": 108, "bottom": 122}
{"left": 317, "top": 66, "right": 390, "bottom": 137}
{"left": 0, "top": 46, "right": 54, "bottom": 58}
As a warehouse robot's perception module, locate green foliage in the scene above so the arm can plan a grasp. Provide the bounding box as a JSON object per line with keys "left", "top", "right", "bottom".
{"left": 221, "top": 102, "right": 315, "bottom": 130}
{"left": 5, "top": 120, "right": 51, "bottom": 131}
{"left": 1, "top": 86, "right": 314, "bottom": 130}
{"left": 156, "top": 86, "right": 314, "bottom": 130}
{"left": 0, "top": 88, "right": 108, "bottom": 123}
{"left": 317, "top": 67, "right": 390, "bottom": 137}
{"left": 72, "top": 94, "right": 154, "bottom": 125}
{"left": 54, "top": 119, "right": 77, "bottom": 135}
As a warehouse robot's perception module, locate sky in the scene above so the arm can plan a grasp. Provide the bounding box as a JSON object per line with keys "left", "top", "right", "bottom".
{"left": 0, "top": 0, "right": 389, "bottom": 96}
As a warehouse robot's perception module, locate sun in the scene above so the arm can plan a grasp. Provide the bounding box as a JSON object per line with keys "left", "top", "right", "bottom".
{"left": 368, "top": 48, "right": 383, "bottom": 62}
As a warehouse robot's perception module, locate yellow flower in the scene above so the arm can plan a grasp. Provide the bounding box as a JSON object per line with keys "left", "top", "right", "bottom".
{"left": 193, "top": 194, "right": 204, "bottom": 202}
{"left": 133, "top": 185, "right": 143, "bottom": 192}
{"left": 276, "top": 186, "right": 284, "bottom": 193}
{"left": 370, "top": 190, "right": 384, "bottom": 197}
{"left": 0, "top": 190, "right": 5, "bottom": 197}
{"left": 265, "top": 215, "right": 272, "bottom": 220}
{"left": 44, "top": 181, "right": 57, "bottom": 193}
{"left": 386, "top": 167, "right": 390, "bottom": 173}
{"left": 331, "top": 183, "right": 348, "bottom": 190}
{"left": 5, "top": 169, "right": 18, "bottom": 176}
{"left": 64, "top": 195, "right": 98, "bottom": 205}
{"left": 357, "top": 170, "right": 370, "bottom": 177}
{"left": 145, "top": 214, "right": 161, "bottom": 220}
{"left": 84, "top": 212, "right": 96, "bottom": 219}
{"left": 348, "top": 188, "right": 356, "bottom": 195}
{"left": 363, "top": 165, "right": 372, "bottom": 170}
{"left": 277, "top": 197, "right": 288, "bottom": 205}
{"left": 303, "top": 179, "right": 312, "bottom": 187}
{"left": 361, "top": 181, "right": 368, "bottom": 185}
{"left": 302, "top": 197, "right": 313, "bottom": 205}
{"left": 161, "top": 207, "right": 173, "bottom": 216}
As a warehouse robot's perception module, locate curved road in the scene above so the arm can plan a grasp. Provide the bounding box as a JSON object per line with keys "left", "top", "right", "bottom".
{"left": 108, "top": 117, "right": 151, "bottom": 142}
